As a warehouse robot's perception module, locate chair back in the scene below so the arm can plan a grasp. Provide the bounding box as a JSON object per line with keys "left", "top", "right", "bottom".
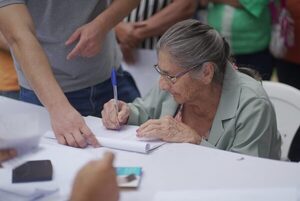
{"left": 262, "top": 81, "right": 300, "bottom": 160}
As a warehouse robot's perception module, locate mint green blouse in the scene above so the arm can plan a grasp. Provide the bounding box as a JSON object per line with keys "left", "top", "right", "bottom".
{"left": 127, "top": 63, "right": 281, "bottom": 159}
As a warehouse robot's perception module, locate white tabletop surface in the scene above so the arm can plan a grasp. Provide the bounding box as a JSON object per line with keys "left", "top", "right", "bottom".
{"left": 1, "top": 96, "right": 300, "bottom": 201}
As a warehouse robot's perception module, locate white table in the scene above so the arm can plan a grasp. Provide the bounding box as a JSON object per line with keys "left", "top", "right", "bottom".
{"left": 1, "top": 96, "right": 300, "bottom": 201}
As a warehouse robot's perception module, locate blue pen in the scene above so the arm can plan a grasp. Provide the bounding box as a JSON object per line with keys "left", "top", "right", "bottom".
{"left": 111, "top": 68, "right": 119, "bottom": 124}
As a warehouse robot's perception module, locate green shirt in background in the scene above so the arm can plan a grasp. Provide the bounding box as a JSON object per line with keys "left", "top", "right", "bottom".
{"left": 207, "top": 0, "right": 271, "bottom": 55}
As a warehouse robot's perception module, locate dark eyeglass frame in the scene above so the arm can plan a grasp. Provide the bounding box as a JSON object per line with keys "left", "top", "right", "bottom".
{"left": 153, "top": 64, "right": 201, "bottom": 84}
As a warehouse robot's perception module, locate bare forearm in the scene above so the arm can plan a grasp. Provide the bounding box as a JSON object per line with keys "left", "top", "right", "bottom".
{"left": 210, "top": 0, "right": 242, "bottom": 8}
{"left": 94, "top": 0, "right": 140, "bottom": 32}
{"left": 11, "top": 33, "right": 69, "bottom": 110}
{"left": 0, "top": 31, "right": 9, "bottom": 51}
{"left": 136, "top": 0, "right": 197, "bottom": 39}
{"left": 0, "top": 5, "right": 69, "bottom": 111}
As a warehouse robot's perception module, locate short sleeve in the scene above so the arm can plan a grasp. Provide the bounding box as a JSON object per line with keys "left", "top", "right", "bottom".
{"left": 0, "top": 0, "right": 25, "bottom": 8}
{"left": 238, "top": 0, "right": 269, "bottom": 18}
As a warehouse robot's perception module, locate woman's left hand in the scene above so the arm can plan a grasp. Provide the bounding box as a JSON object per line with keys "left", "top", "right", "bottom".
{"left": 136, "top": 116, "right": 201, "bottom": 144}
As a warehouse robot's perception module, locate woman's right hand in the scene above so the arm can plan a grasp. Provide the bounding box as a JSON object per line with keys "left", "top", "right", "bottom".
{"left": 101, "top": 99, "right": 130, "bottom": 130}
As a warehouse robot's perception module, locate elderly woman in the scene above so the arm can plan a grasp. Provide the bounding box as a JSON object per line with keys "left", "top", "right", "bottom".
{"left": 102, "top": 19, "right": 281, "bottom": 159}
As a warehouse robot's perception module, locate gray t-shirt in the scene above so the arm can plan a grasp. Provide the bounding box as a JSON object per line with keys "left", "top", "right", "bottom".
{"left": 0, "top": 0, "right": 122, "bottom": 92}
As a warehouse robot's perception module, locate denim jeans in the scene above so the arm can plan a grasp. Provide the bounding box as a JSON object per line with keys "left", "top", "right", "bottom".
{"left": 20, "top": 67, "right": 140, "bottom": 117}
{"left": 0, "top": 90, "right": 19, "bottom": 100}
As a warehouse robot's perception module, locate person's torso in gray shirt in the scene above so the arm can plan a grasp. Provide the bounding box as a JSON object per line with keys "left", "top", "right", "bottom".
{"left": 0, "top": 0, "right": 122, "bottom": 92}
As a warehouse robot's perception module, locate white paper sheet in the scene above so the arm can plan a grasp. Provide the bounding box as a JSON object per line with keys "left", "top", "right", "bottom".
{"left": 0, "top": 169, "right": 59, "bottom": 201}
{"left": 0, "top": 113, "right": 42, "bottom": 154}
{"left": 1, "top": 142, "right": 98, "bottom": 199}
{"left": 152, "top": 188, "right": 300, "bottom": 201}
{"left": 44, "top": 116, "right": 165, "bottom": 154}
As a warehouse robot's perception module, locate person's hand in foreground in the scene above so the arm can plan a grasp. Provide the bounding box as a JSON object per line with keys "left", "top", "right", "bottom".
{"left": 137, "top": 116, "right": 202, "bottom": 144}
{"left": 70, "top": 152, "right": 119, "bottom": 201}
{"left": 101, "top": 99, "right": 130, "bottom": 130}
{"left": 50, "top": 105, "right": 100, "bottom": 148}
{"left": 0, "top": 149, "right": 17, "bottom": 167}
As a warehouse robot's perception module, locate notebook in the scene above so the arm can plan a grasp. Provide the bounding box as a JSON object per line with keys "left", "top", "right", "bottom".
{"left": 44, "top": 116, "right": 165, "bottom": 154}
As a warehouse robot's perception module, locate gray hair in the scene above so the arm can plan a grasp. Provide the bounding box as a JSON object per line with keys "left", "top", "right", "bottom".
{"left": 157, "top": 19, "right": 230, "bottom": 84}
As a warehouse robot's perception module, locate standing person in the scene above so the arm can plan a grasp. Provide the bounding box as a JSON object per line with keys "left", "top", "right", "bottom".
{"left": 276, "top": 0, "right": 300, "bottom": 90}
{"left": 206, "top": 0, "right": 273, "bottom": 80}
{"left": 0, "top": 0, "right": 140, "bottom": 148}
{"left": 115, "top": 0, "right": 196, "bottom": 63}
{"left": 0, "top": 31, "right": 19, "bottom": 100}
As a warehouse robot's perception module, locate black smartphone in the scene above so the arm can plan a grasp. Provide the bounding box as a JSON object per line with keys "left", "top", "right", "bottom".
{"left": 12, "top": 160, "right": 53, "bottom": 183}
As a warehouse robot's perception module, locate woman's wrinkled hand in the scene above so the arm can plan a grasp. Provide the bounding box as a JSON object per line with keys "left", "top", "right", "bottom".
{"left": 136, "top": 116, "right": 201, "bottom": 144}
{"left": 101, "top": 99, "right": 130, "bottom": 130}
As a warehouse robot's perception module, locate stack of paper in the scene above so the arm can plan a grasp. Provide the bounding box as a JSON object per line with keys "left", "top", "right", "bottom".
{"left": 0, "top": 113, "right": 42, "bottom": 154}
{"left": 0, "top": 169, "right": 58, "bottom": 201}
{"left": 44, "top": 116, "right": 165, "bottom": 154}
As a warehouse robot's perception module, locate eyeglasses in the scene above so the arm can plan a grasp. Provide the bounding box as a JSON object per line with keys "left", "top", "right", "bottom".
{"left": 153, "top": 64, "right": 200, "bottom": 84}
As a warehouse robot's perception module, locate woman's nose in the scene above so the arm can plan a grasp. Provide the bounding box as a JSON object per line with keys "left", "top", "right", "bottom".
{"left": 159, "top": 76, "right": 171, "bottom": 91}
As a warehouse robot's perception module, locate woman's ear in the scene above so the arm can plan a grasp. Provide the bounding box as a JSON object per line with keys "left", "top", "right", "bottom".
{"left": 201, "top": 62, "right": 214, "bottom": 85}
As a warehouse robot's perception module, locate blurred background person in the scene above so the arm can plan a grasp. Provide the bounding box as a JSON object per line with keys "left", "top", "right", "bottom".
{"left": 276, "top": 0, "right": 300, "bottom": 90}
{"left": 115, "top": 0, "right": 197, "bottom": 64}
{"left": 204, "top": 0, "right": 273, "bottom": 80}
{"left": 274, "top": 0, "right": 300, "bottom": 164}
{"left": 0, "top": 31, "right": 19, "bottom": 100}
